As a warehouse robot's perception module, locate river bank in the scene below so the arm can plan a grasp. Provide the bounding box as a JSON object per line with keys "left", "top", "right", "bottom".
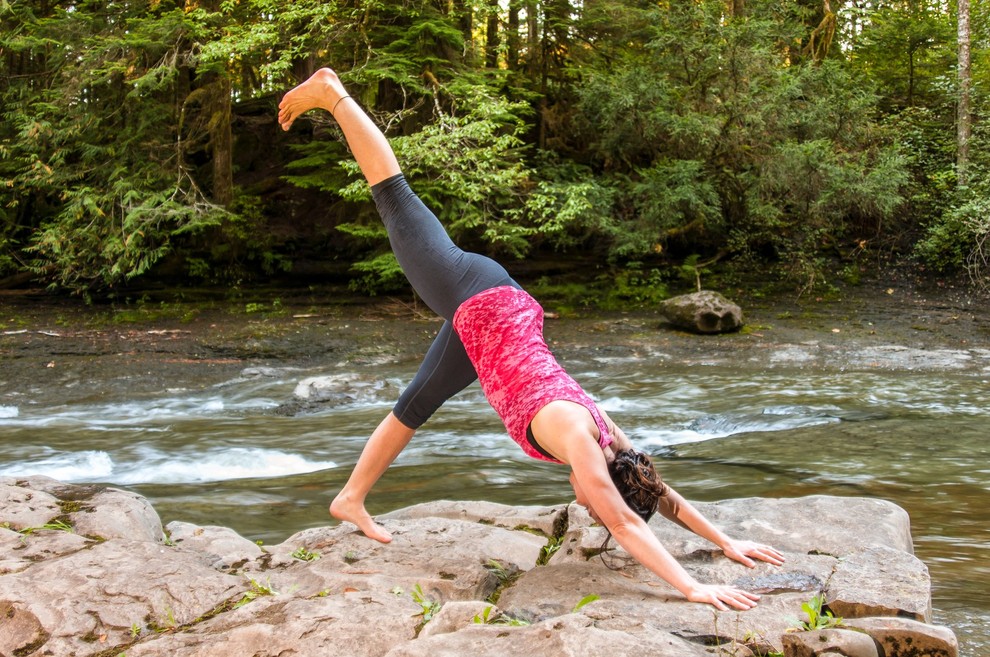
{"left": 2, "top": 274, "right": 989, "bottom": 400}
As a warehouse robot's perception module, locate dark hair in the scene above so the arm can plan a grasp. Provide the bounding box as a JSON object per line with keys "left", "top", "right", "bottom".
{"left": 607, "top": 449, "right": 669, "bottom": 522}
{"left": 600, "top": 449, "right": 669, "bottom": 569}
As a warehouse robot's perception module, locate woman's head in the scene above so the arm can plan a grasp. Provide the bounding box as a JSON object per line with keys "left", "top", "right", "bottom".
{"left": 607, "top": 449, "right": 668, "bottom": 522}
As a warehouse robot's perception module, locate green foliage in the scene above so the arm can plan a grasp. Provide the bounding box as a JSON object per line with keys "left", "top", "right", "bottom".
{"left": 918, "top": 190, "right": 990, "bottom": 283}
{"left": 600, "top": 265, "right": 668, "bottom": 309}
{"left": 915, "top": 202, "right": 974, "bottom": 271}
{"left": 753, "top": 135, "right": 906, "bottom": 288}
{"left": 571, "top": 594, "right": 600, "bottom": 613}
{"left": 1, "top": 0, "right": 228, "bottom": 293}
{"left": 234, "top": 577, "right": 278, "bottom": 609}
{"left": 410, "top": 583, "right": 441, "bottom": 623}
{"left": 186, "top": 191, "right": 293, "bottom": 284}
{"left": 387, "top": 86, "right": 534, "bottom": 253}
{"left": 571, "top": 1, "right": 906, "bottom": 290}
{"left": 1, "top": 0, "right": 983, "bottom": 295}
{"left": 847, "top": 1, "right": 955, "bottom": 111}
{"left": 347, "top": 252, "right": 408, "bottom": 296}
{"left": 620, "top": 159, "right": 722, "bottom": 258}
{"left": 291, "top": 547, "right": 321, "bottom": 562}
{"left": 678, "top": 255, "right": 713, "bottom": 293}
{"left": 0, "top": 233, "right": 16, "bottom": 278}
{"left": 879, "top": 106, "right": 956, "bottom": 234}
{"left": 789, "top": 595, "right": 843, "bottom": 631}
{"left": 524, "top": 175, "right": 615, "bottom": 245}
{"left": 472, "top": 605, "right": 530, "bottom": 626}
{"left": 911, "top": 86, "right": 990, "bottom": 288}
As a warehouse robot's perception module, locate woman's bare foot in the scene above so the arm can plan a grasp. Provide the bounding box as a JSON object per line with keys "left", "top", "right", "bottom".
{"left": 278, "top": 68, "right": 347, "bottom": 131}
{"left": 330, "top": 492, "right": 393, "bottom": 543}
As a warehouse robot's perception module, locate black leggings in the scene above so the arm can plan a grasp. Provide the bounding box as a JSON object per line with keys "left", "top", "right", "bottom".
{"left": 371, "top": 174, "right": 520, "bottom": 428}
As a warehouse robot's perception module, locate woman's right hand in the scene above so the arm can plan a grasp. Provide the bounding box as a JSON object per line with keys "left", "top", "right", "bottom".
{"left": 685, "top": 583, "right": 760, "bottom": 611}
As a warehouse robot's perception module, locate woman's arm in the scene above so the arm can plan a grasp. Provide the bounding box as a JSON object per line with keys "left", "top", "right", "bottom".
{"left": 596, "top": 408, "right": 785, "bottom": 569}
{"left": 658, "top": 486, "right": 786, "bottom": 568}
{"left": 564, "top": 430, "right": 760, "bottom": 611}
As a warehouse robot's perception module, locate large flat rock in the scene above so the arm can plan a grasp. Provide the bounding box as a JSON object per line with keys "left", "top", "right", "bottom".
{"left": 0, "top": 478, "right": 955, "bottom": 657}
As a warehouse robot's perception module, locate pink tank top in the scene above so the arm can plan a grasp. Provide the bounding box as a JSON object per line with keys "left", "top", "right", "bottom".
{"left": 452, "top": 286, "right": 613, "bottom": 463}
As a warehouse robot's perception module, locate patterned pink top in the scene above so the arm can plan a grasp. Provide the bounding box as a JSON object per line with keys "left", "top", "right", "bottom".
{"left": 452, "top": 286, "right": 613, "bottom": 463}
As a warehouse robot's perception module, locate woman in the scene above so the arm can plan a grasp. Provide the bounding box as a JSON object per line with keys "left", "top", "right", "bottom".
{"left": 278, "top": 68, "right": 785, "bottom": 612}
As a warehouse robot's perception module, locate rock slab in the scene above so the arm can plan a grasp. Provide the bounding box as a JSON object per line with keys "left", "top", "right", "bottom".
{"left": 0, "top": 477, "right": 957, "bottom": 657}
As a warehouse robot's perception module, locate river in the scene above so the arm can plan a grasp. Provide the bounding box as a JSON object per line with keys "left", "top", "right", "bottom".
{"left": 0, "top": 325, "right": 986, "bottom": 655}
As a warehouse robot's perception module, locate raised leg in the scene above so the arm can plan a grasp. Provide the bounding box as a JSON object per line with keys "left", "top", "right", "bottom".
{"left": 278, "top": 68, "right": 400, "bottom": 187}
{"left": 280, "top": 68, "right": 512, "bottom": 542}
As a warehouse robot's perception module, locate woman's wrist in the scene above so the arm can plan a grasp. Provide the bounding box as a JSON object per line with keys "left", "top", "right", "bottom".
{"left": 711, "top": 532, "right": 733, "bottom": 551}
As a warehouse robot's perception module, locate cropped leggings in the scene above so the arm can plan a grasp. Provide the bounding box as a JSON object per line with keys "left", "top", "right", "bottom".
{"left": 371, "top": 174, "right": 520, "bottom": 429}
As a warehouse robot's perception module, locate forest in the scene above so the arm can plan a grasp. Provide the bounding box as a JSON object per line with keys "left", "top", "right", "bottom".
{"left": 1, "top": 0, "right": 988, "bottom": 303}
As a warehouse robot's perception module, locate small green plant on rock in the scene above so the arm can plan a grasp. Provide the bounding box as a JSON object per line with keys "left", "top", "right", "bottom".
{"left": 19, "top": 519, "right": 75, "bottom": 535}
{"left": 741, "top": 628, "right": 785, "bottom": 657}
{"left": 572, "top": 594, "right": 600, "bottom": 612}
{"left": 234, "top": 577, "right": 278, "bottom": 609}
{"left": 537, "top": 536, "right": 562, "bottom": 565}
{"left": 410, "top": 584, "right": 441, "bottom": 623}
{"left": 291, "top": 547, "right": 321, "bottom": 561}
{"left": 710, "top": 611, "right": 787, "bottom": 657}
{"left": 485, "top": 559, "right": 510, "bottom": 583}
{"left": 472, "top": 605, "right": 530, "bottom": 627}
{"left": 483, "top": 559, "right": 523, "bottom": 604}
{"left": 790, "top": 595, "right": 843, "bottom": 631}
{"left": 147, "top": 606, "right": 178, "bottom": 633}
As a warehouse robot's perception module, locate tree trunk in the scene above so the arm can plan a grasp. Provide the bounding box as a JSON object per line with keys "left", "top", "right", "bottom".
{"left": 485, "top": 0, "right": 500, "bottom": 68}
{"left": 210, "top": 75, "right": 234, "bottom": 207}
{"left": 526, "top": 0, "right": 539, "bottom": 77}
{"left": 507, "top": 0, "right": 521, "bottom": 70}
{"left": 454, "top": 0, "right": 474, "bottom": 62}
{"left": 957, "top": 0, "right": 971, "bottom": 185}
{"left": 908, "top": 47, "right": 915, "bottom": 106}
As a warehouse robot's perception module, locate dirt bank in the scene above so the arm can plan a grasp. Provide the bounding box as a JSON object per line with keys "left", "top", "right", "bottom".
{"left": 1, "top": 275, "right": 988, "bottom": 405}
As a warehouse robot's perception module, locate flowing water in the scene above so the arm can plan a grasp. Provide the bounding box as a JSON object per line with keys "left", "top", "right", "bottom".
{"left": 1, "top": 349, "right": 987, "bottom": 654}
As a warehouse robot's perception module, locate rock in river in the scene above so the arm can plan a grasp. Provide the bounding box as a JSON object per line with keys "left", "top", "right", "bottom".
{"left": 658, "top": 290, "right": 745, "bottom": 334}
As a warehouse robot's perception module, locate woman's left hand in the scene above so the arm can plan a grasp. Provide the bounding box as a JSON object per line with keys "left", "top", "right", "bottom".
{"left": 721, "top": 539, "right": 786, "bottom": 568}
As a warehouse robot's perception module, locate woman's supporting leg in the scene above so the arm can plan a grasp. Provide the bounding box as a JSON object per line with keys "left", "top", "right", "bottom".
{"left": 280, "top": 69, "right": 413, "bottom": 541}
{"left": 330, "top": 321, "right": 480, "bottom": 543}
{"left": 392, "top": 321, "right": 480, "bottom": 428}
{"left": 329, "top": 411, "right": 415, "bottom": 543}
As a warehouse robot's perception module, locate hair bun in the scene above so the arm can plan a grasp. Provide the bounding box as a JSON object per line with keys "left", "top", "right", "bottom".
{"left": 607, "top": 449, "right": 668, "bottom": 522}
